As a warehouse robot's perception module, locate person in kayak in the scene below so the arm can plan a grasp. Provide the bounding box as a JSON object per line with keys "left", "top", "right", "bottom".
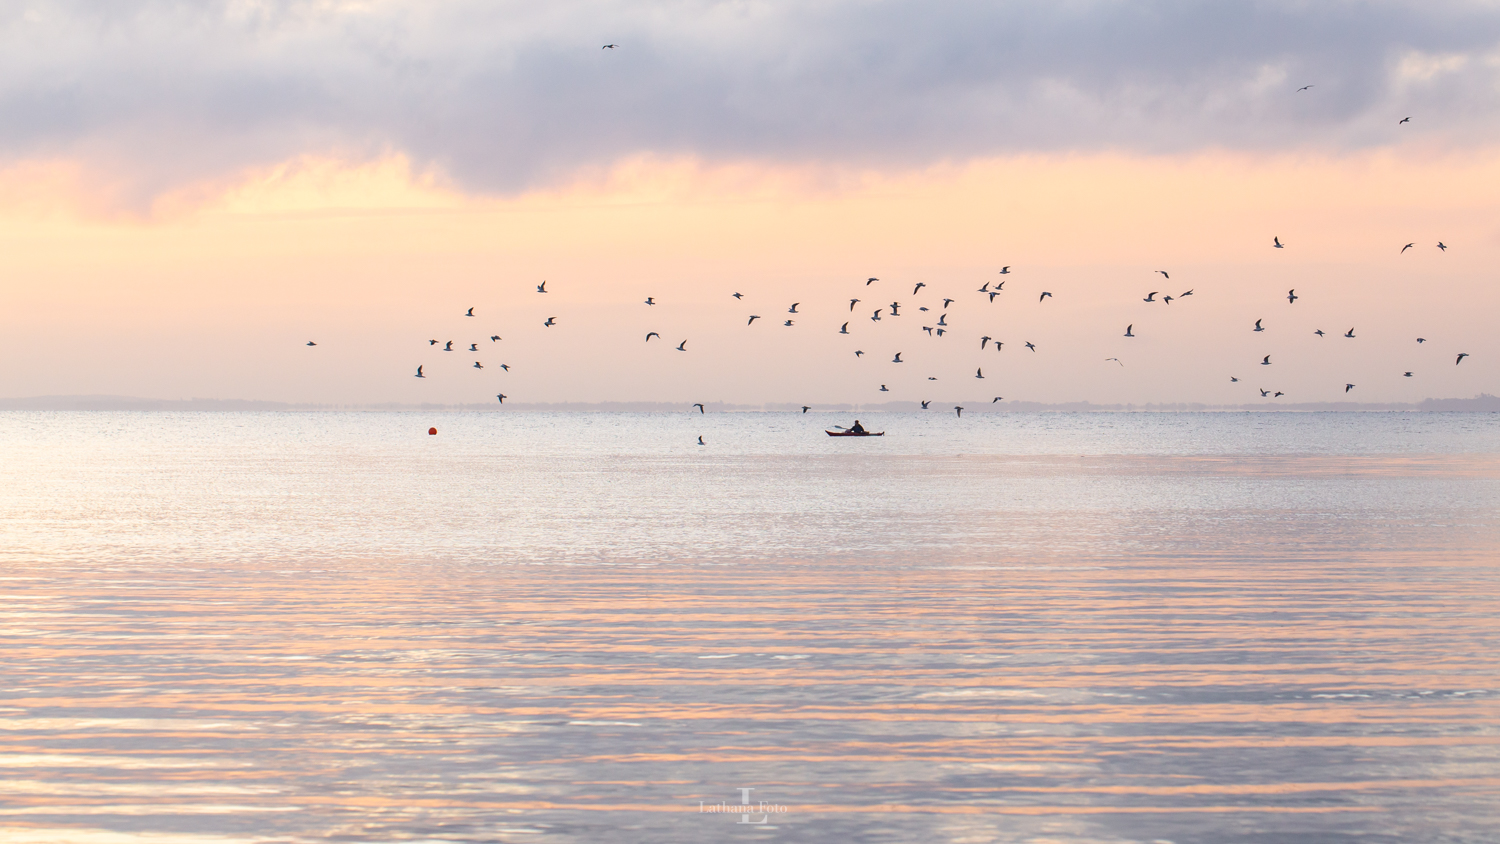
{"left": 847, "top": 420, "right": 867, "bottom": 434}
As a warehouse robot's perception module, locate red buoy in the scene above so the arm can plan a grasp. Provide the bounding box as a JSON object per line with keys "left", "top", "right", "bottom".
{"left": 428, "top": 427, "right": 437, "bottom": 435}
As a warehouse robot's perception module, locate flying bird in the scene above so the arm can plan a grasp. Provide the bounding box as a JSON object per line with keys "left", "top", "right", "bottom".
{"left": 850, "top": 298, "right": 860, "bottom": 311}
{"left": 429, "top": 340, "right": 438, "bottom": 345}
{"left": 1254, "top": 319, "right": 1264, "bottom": 332}
{"left": 1039, "top": 291, "right": 1052, "bottom": 302}
{"left": 855, "top": 350, "right": 864, "bottom": 357}
{"left": 537, "top": 281, "right": 547, "bottom": 293}
{"left": 693, "top": 403, "right": 704, "bottom": 413}
{"left": 1287, "top": 289, "right": 1298, "bottom": 303}
{"left": 1404, "top": 372, "right": 1413, "bottom": 377}
{"left": 602, "top": 44, "right": 617, "bottom": 49}
{"left": 922, "top": 326, "right": 933, "bottom": 335}
{"left": 921, "top": 400, "right": 930, "bottom": 409}
{"left": 943, "top": 298, "right": 954, "bottom": 308}
{"left": 1261, "top": 355, "right": 1272, "bottom": 365}
{"left": 879, "top": 384, "right": 888, "bottom": 391}
{"left": 801, "top": 406, "right": 810, "bottom": 413}
{"left": 443, "top": 341, "right": 454, "bottom": 351}
{"left": 644, "top": 297, "right": 655, "bottom": 305}
{"left": 1106, "top": 358, "right": 1123, "bottom": 366}
{"left": 496, "top": 394, "right": 506, "bottom": 403}
{"left": 892, "top": 352, "right": 903, "bottom": 363}
{"left": 1180, "top": 289, "right": 1193, "bottom": 297}
{"left": 748, "top": 315, "right": 760, "bottom": 325}
{"left": 935, "top": 313, "right": 948, "bottom": 327}
{"left": 1437, "top": 242, "right": 1447, "bottom": 251}
{"left": 499, "top": 364, "right": 509, "bottom": 371}
{"left": 867, "top": 278, "right": 879, "bottom": 285}
{"left": 697, "top": 436, "right": 705, "bottom": 445}
{"left": 1157, "top": 270, "right": 1170, "bottom": 279}
{"left": 975, "top": 368, "right": 984, "bottom": 379}
{"left": 415, "top": 365, "right": 424, "bottom": 378}
{"left": 912, "top": 282, "right": 926, "bottom": 295}
{"left": 1143, "top": 292, "right": 1158, "bottom": 302}
{"left": 978, "top": 282, "right": 990, "bottom": 293}
{"left": 1230, "top": 376, "right": 1239, "bottom": 382}
{"left": 1401, "top": 243, "right": 1414, "bottom": 253}
{"left": 1416, "top": 337, "right": 1425, "bottom": 343}
{"left": 1275, "top": 392, "right": 1284, "bottom": 397}
{"left": 469, "top": 343, "right": 478, "bottom": 351}
{"left": 889, "top": 302, "right": 901, "bottom": 316}
{"left": 1315, "top": 329, "right": 1326, "bottom": 337}
{"left": 1344, "top": 328, "right": 1355, "bottom": 338}
{"left": 871, "top": 310, "right": 882, "bottom": 322}
{"left": 992, "top": 396, "right": 1003, "bottom": 402}
{"left": 1399, "top": 116, "right": 1410, "bottom": 124}
{"left": 490, "top": 335, "right": 500, "bottom": 342}
{"left": 646, "top": 332, "right": 660, "bottom": 342}
{"left": 1297, "top": 84, "right": 1313, "bottom": 91}
{"left": 988, "top": 291, "right": 1001, "bottom": 302}
{"left": 1346, "top": 384, "right": 1356, "bottom": 393}
{"left": 544, "top": 317, "right": 556, "bottom": 327}
{"left": 1124, "top": 324, "right": 1134, "bottom": 337}
{"left": 839, "top": 322, "right": 849, "bottom": 334}
{"left": 980, "top": 336, "right": 991, "bottom": 349}
{"left": 1025, "top": 342, "right": 1036, "bottom": 351}
{"left": 465, "top": 307, "right": 474, "bottom": 317}
{"left": 788, "top": 303, "right": 799, "bottom": 313}
{"left": 954, "top": 406, "right": 963, "bottom": 417}
{"left": 1457, "top": 353, "right": 1470, "bottom": 365}
{"left": 733, "top": 292, "right": 744, "bottom": 299}
{"left": 1273, "top": 237, "right": 1284, "bottom": 248}
{"left": 784, "top": 319, "right": 795, "bottom": 326}
{"left": 306, "top": 341, "right": 316, "bottom": 346}
{"left": 677, "top": 340, "right": 687, "bottom": 351}
{"left": 1162, "top": 295, "right": 1174, "bottom": 305}
{"left": 1260, "top": 389, "right": 1270, "bottom": 397}
{"left": 935, "top": 328, "right": 946, "bottom": 336}
{"left": 473, "top": 361, "right": 483, "bottom": 369}
{"left": 998, "top": 266, "right": 1010, "bottom": 274}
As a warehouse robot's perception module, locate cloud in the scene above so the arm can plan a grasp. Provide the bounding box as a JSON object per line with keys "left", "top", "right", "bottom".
{"left": 2, "top": 0, "right": 1498, "bottom": 201}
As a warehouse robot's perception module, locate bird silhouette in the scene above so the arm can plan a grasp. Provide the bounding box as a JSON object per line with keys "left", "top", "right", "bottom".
{"left": 429, "top": 340, "right": 438, "bottom": 345}
{"left": 537, "top": 281, "right": 547, "bottom": 293}
{"left": 871, "top": 310, "right": 882, "bottom": 322}
{"left": 644, "top": 297, "right": 655, "bottom": 305}
{"left": 544, "top": 317, "right": 556, "bottom": 327}
{"left": 473, "top": 361, "right": 484, "bottom": 369}
{"left": 889, "top": 302, "right": 901, "bottom": 316}
{"left": 879, "top": 384, "right": 888, "bottom": 391}
{"left": 1401, "top": 243, "right": 1414, "bottom": 253}
{"left": 1144, "top": 292, "right": 1158, "bottom": 302}
{"left": 1315, "top": 329, "right": 1326, "bottom": 337}
{"left": 677, "top": 340, "right": 687, "bottom": 351}
{"left": 1106, "top": 358, "right": 1123, "bottom": 366}
{"left": 999, "top": 266, "right": 1010, "bottom": 274}
{"left": 469, "top": 343, "right": 478, "bottom": 351}
{"left": 787, "top": 303, "right": 799, "bottom": 314}
{"left": 465, "top": 307, "right": 474, "bottom": 317}
{"left": 1275, "top": 391, "right": 1284, "bottom": 397}
{"left": 499, "top": 364, "right": 509, "bottom": 371}
{"left": 935, "top": 328, "right": 946, "bottom": 336}
{"left": 992, "top": 396, "right": 1003, "bottom": 402}
{"left": 922, "top": 326, "right": 933, "bottom": 335}
{"left": 954, "top": 406, "right": 963, "bottom": 417}
{"left": 1346, "top": 383, "right": 1355, "bottom": 392}
{"left": 1254, "top": 319, "right": 1264, "bottom": 332}
{"left": 936, "top": 314, "right": 947, "bottom": 326}
{"left": 1157, "top": 270, "right": 1170, "bottom": 279}
{"left": 980, "top": 336, "right": 991, "bottom": 349}
{"left": 1261, "top": 355, "right": 1272, "bottom": 365}
{"left": 975, "top": 368, "right": 984, "bottom": 379}
{"left": 1163, "top": 295, "right": 1174, "bottom": 304}
{"left": 1273, "top": 236, "right": 1284, "bottom": 248}
{"left": 1416, "top": 338, "right": 1425, "bottom": 343}
{"left": 1344, "top": 328, "right": 1355, "bottom": 338}
{"left": 1230, "top": 376, "right": 1239, "bottom": 382}
{"left": 943, "top": 298, "right": 954, "bottom": 308}
{"left": 693, "top": 403, "right": 704, "bottom": 413}
{"left": 912, "top": 282, "right": 925, "bottom": 295}
{"left": 415, "top": 365, "right": 424, "bottom": 378}
{"left": 801, "top": 406, "right": 810, "bottom": 413}
{"left": 496, "top": 394, "right": 506, "bottom": 403}
{"left": 1297, "top": 84, "right": 1313, "bottom": 91}
{"left": 784, "top": 319, "right": 795, "bottom": 326}
{"left": 839, "top": 322, "right": 849, "bottom": 334}
{"left": 443, "top": 341, "right": 453, "bottom": 351}
{"left": 1404, "top": 372, "right": 1413, "bottom": 377}
{"left": 867, "top": 278, "right": 879, "bottom": 285}
{"left": 978, "top": 282, "right": 990, "bottom": 293}
{"left": 748, "top": 315, "right": 760, "bottom": 325}
{"left": 1437, "top": 242, "right": 1447, "bottom": 251}
{"left": 603, "top": 44, "right": 617, "bottom": 49}
{"left": 892, "top": 352, "right": 903, "bottom": 363}
{"left": 697, "top": 436, "right": 705, "bottom": 445}
{"left": 1399, "top": 116, "right": 1411, "bottom": 124}
{"left": 646, "top": 332, "right": 660, "bottom": 342}
{"left": 855, "top": 350, "right": 864, "bottom": 357}
{"left": 1025, "top": 342, "right": 1036, "bottom": 351}
{"left": 1287, "top": 289, "right": 1298, "bottom": 303}
{"left": 920, "top": 400, "right": 930, "bottom": 409}
{"left": 1457, "top": 353, "right": 1470, "bottom": 365}
{"left": 1039, "top": 291, "right": 1052, "bottom": 301}
{"left": 306, "top": 341, "right": 316, "bottom": 346}
{"left": 1260, "top": 389, "right": 1269, "bottom": 397}
{"left": 850, "top": 298, "right": 860, "bottom": 311}
{"left": 1124, "top": 324, "right": 1134, "bottom": 337}
{"left": 490, "top": 335, "right": 501, "bottom": 342}
{"left": 1180, "top": 289, "right": 1194, "bottom": 297}
{"left": 733, "top": 292, "right": 744, "bottom": 299}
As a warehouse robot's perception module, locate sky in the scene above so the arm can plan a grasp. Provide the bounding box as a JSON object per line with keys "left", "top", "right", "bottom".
{"left": 2, "top": 0, "right": 1498, "bottom": 406}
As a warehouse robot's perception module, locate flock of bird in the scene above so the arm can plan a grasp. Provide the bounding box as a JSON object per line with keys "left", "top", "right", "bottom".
{"left": 297, "top": 74, "right": 1472, "bottom": 434}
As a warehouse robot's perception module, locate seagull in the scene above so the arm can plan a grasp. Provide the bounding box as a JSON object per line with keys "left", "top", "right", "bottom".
{"left": 928, "top": 376, "right": 937, "bottom": 380}
{"left": 490, "top": 335, "right": 500, "bottom": 342}
{"left": 1275, "top": 391, "right": 1284, "bottom": 397}
{"left": 677, "top": 340, "right": 687, "bottom": 351}
{"left": 992, "top": 396, "right": 1003, "bottom": 402}
{"left": 935, "top": 328, "right": 946, "bottom": 336}
{"left": 1273, "top": 236, "right": 1284, "bottom": 248}
{"left": 850, "top": 299, "right": 860, "bottom": 311}
{"left": 602, "top": 44, "right": 617, "bottom": 49}
{"left": 922, "top": 326, "right": 933, "bottom": 335}
{"left": 733, "top": 292, "right": 744, "bottom": 299}
{"left": 693, "top": 403, "right": 704, "bottom": 413}
{"left": 646, "top": 332, "right": 660, "bottom": 342}
{"left": 1404, "top": 372, "right": 1413, "bottom": 377}
{"left": 988, "top": 291, "right": 1001, "bottom": 302}
{"left": 1124, "top": 324, "right": 1134, "bottom": 337}
{"left": 1344, "top": 328, "right": 1355, "bottom": 338}
{"left": 839, "top": 322, "right": 849, "bottom": 334}
{"left": 429, "top": 340, "right": 438, "bottom": 345}
{"left": 879, "top": 384, "right": 888, "bottom": 391}
{"left": 1260, "top": 389, "right": 1270, "bottom": 397}
{"left": 954, "top": 406, "right": 963, "bottom": 417}
{"left": 892, "top": 352, "right": 903, "bottom": 363}
{"left": 801, "top": 406, "right": 810, "bottom": 413}
{"left": 1437, "top": 242, "right": 1447, "bottom": 251}
{"left": 889, "top": 302, "right": 901, "bottom": 316}
{"left": 936, "top": 314, "right": 947, "bottom": 326}
{"left": 1254, "top": 319, "right": 1264, "bottom": 332}
{"left": 784, "top": 319, "right": 794, "bottom": 326}
{"left": 980, "top": 336, "right": 991, "bottom": 349}
{"left": 1315, "top": 329, "right": 1326, "bottom": 337}
{"left": 921, "top": 400, "right": 930, "bottom": 409}
{"left": 871, "top": 310, "right": 882, "bottom": 322}
{"left": 306, "top": 341, "right": 316, "bottom": 346}
{"left": 499, "top": 364, "right": 509, "bottom": 371}
{"left": 1346, "top": 383, "right": 1355, "bottom": 392}
{"left": 415, "top": 365, "right": 424, "bottom": 378}
{"left": 1157, "top": 270, "right": 1170, "bottom": 279}
{"left": 465, "top": 307, "right": 474, "bottom": 317}
{"left": 943, "top": 298, "right": 954, "bottom": 308}
{"left": 1401, "top": 243, "right": 1414, "bottom": 253}
{"left": 1399, "top": 116, "right": 1410, "bottom": 124}
{"left": 867, "top": 278, "right": 879, "bottom": 285}
{"left": 1287, "top": 289, "right": 1298, "bottom": 303}
{"left": 855, "top": 350, "right": 864, "bottom": 357}
{"left": 1039, "top": 291, "right": 1052, "bottom": 302}
{"left": 473, "top": 361, "right": 483, "bottom": 369}
{"left": 537, "top": 281, "right": 547, "bottom": 293}
{"left": 1106, "top": 358, "right": 1123, "bottom": 366}
{"left": 1261, "top": 355, "right": 1272, "bottom": 365}
{"left": 1457, "top": 353, "right": 1470, "bottom": 365}
{"left": 644, "top": 297, "right": 655, "bottom": 305}
{"left": 1230, "top": 376, "right": 1239, "bottom": 382}
{"left": 697, "top": 436, "right": 705, "bottom": 445}
{"left": 998, "top": 266, "right": 1010, "bottom": 274}
{"left": 469, "top": 343, "right": 478, "bottom": 351}
{"left": 1162, "top": 295, "right": 1174, "bottom": 305}
{"left": 496, "top": 394, "right": 506, "bottom": 403}
{"left": 978, "top": 282, "right": 990, "bottom": 293}
{"left": 1144, "top": 292, "right": 1158, "bottom": 302}
{"left": 1297, "top": 84, "right": 1313, "bottom": 92}
{"left": 788, "top": 303, "right": 799, "bottom": 314}
{"left": 544, "top": 317, "right": 556, "bottom": 327}
{"left": 912, "top": 282, "right": 925, "bottom": 295}
{"left": 443, "top": 341, "right": 453, "bottom": 351}
{"left": 1180, "top": 289, "right": 1193, "bottom": 297}
{"left": 975, "top": 368, "right": 984, "bottom": 379}
{"left": 748, "top": 315, "right": 761, "bottom": 325}
{"left": 1025, "top": 342, "right": 1036, "bottom": 351}
{"left": 1417, "top": 337, "right": 1426, "bottom": 343}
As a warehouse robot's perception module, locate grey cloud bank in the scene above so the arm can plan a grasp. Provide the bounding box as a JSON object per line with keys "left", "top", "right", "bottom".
{"left": 2, "top": 0, "right": 1498, "bottom": 198}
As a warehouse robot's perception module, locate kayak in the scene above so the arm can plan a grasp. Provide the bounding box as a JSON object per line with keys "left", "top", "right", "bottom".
{"left": 826, "top": 430, "right": 884, "bottom": 437}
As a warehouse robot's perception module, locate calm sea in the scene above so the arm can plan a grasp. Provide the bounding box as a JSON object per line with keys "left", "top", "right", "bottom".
{"left": 2, "top": 411, "right": 1498, "bottom": 843}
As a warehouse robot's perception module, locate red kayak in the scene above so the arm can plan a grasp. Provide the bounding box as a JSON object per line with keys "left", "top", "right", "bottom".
{"left": 826, "top": 430, "right": 884, "bottom": 436}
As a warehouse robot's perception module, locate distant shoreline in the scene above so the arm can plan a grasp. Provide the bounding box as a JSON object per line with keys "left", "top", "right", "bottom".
{"left": 3, "top": 394, "right": 1498, "bottom": 412}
